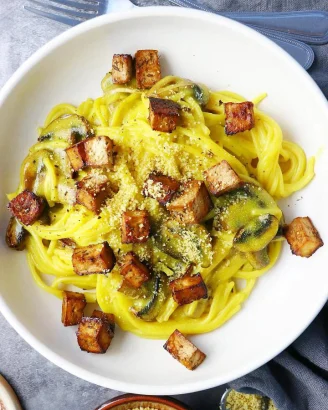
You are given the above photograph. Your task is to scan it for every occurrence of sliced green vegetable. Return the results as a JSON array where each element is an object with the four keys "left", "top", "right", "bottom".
[
  {"left": 213, "top": 183, "right": 282, "bottom": 233},
  {"left": 5, "top": 217, "right": 28, "bottom": 250},
  {"left": 192, "top": 83, "right": 210, "bottom": 107},
  {"left": 38, "top": 114, "right": 93, "bottom": 144},
  {"left": 155, "top": 219, "right": 212, "bottom": 268},
  {"left": 245, "top": 247, "right": 270, "bottom": 269},
  {"left": 118, "top": 280, "right": 147, "bottom": 299},
  {"left": 234, "top": 214, "right": 279, "bottom": 253},
  {"left": 130, "top": 273, "right": 168, "bottom": 321}
]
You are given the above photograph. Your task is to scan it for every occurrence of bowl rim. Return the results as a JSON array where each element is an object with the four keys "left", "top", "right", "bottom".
[
  {"left": 0, "top": 6, "right": 327, "bottom": 395},
  {"left": 94, "top": 394, "right": 190, "bottom": 410}
]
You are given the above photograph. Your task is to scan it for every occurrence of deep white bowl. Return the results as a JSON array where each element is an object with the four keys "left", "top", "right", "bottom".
[{"left": 0, "top": 7, "right": 327, "bottom": 395}]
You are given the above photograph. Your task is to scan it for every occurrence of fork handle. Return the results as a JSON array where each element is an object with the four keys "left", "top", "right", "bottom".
[
  {"left": 220, "top": 10, "right": 328, "bottom": 45},
  {"left": 169, "top": 1, "right": 328, "bottom": 45}
]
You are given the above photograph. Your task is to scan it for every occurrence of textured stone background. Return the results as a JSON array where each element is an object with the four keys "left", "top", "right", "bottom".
[{"left": 1, "top": 1, "right": 327, "bottom": 409}]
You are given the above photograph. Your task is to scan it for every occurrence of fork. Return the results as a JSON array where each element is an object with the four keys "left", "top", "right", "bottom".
[{"left": 23, "top": 0, "right": 315, "bottom": 70}]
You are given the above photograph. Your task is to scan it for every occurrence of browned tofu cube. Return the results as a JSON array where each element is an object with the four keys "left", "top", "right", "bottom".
[
  {"left": 163, "top": 329, "right": 206, "bottom": 370},
  {"left": 5, "top": 217, "right": 28, "bottom": 250},
  {"left": 167, "top": 180, "right": 212, "bottom": 224},
  {"left": 8, "top": 190, "right": 46, "bottom": 226},
  {"left": 65, "top": 141, "right": 86, "bottom": 172},
  {"left": 84, "top": 135, "right": 114, "bottom": 168},
  {"left": 120, "top": 252, "right": 150, "bottom": 288},
  {"left": 135, "top": 50, "right": 161, "bottom": 89},
  {"left": 112, "top": 54, "right": 133, "bottom": 84},
  {"left": 77, "top": 317, "right": 113, "bottom": 353},
  {"left": 61, "top": 290, "right": 86, "bottom": 327},
  {"left": 72, "top": 242, "right": 116, "bottom": 275},
  {"left": 203, "top": 160, "right": 242, "bottom": 196},
  {"left": 224, "top": 101, "right": 255, "bottom": 135},
  {"left": 143, "top": 173, "right": 180, "bottom": 205},
  {"left": 169, "top": 273, "right": 207, "bottom": 306},
  {"left": 76, "top": 174, "right": 110, "bottom": 214},
  {"left": 284, "top": 217, "right": 323, "bottom": 258},
  {"left": 91, "top": 310, "right": 115, "bottom": 335},
  {"left": 121, "top": 210, "right": 151, "bottom": 244},
  {"left": 148, "top": 98, "right": 180, "bottom": 133}
]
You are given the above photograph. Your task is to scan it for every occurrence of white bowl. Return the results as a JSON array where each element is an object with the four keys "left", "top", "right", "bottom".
[{"left": 0, "top": 7, "right": 327, "bottom": 395}]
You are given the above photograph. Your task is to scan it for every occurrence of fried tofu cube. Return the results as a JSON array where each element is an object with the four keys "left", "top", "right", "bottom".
[
  {"left": 203, "top": 160, "right": 242, "bottom": 196},
  {"left": 284, "top": 217, "right": 323, "bottom": 258},
  {"left": 76, "top": 174, "right": 110, "bottom": 214},
  {"left": 77, "top": 317, "right": 113, "bottom": 353},
  {"left": 135, "top": 50, "right": 161, "bottom": 89},
  {"left": 72, "top": 242, "right": 116, "bottom": 275},
  {"left": 120, "top": 252, "right": 150, "bottom": 288},
  {"left": 143, "top": 173, "right": 180, "bottom": 205},
  {"left": 148, "top": 98, "right": 180, "bottom": 133},
  {"left": 91, "top": 310, "right": 115, "bottom": 335},
  {"left": 167, "top": 180, "right": 212, "bottom": 224},
  {"left": 84, "top": 135, "right": 114, "bottom": 168},
  {"left": 169, "top": 273, "right": 207, "bottom": 306},
  {"left": 65, "top": 141, "right": 86, "bottom": 172},
  {"left": 61, "top": 290, "right": 86, "bottom": 327},
  {"left": 163, "top": 329, "right": 206, "bottom": 370},
  {"left": 112, "top": 54, "right": 133, "bottom": 84},
  {"left": 224, "top": 101, "right": 255, "bottom": 135},
  {"left": 8, "top": 190, "right": 46, "bottom": 226},
  {"left": 121, "top": 210, "right": 151, "bottom": 244}
]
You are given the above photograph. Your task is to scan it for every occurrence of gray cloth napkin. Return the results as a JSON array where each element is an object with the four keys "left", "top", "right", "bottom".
[{"left": 0, "top": 2, "right": 327, "bottom": 410}]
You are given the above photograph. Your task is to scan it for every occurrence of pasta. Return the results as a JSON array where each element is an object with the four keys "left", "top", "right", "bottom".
[{"left": 7, "top": 73, "right": 315, "bottom": 340}]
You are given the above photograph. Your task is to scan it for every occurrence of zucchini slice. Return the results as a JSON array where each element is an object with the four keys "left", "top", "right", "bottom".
[
  {"left": 6, "top": 217, "right": 28, "bottom": 250},
  {"left": 130, "top": 273, "right": 168, "bottom": 321},
  {"left": 155, "top": 219, "right": 212, "bottom": 268},
  {"left": 38, "top": 114, "right": 93, "bottom": 144},
  {"left": 191, "top": 83, "right": 210, "bottom": 107},
  {"left": 234, "top": 214, "right": 279, "bottom": 253},
  {"left": 213, "top": 183, "right": 281, "bottom": 233},
  {"left": 245, "top": 247, "right": 270, "bottom": 269}
]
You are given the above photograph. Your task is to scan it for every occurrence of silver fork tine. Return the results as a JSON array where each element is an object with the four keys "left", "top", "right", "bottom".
[
  {"left": 28, "top": 0, "right": 95, "bottom": 20},
  {"left": 24, "top": 5, "right": 80, "bottom": 25},
  {"left": 46, "top": 0, "right": 100, "bottom": 13}
]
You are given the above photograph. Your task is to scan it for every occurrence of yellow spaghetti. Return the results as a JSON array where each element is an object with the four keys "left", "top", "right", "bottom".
[{"left": 8, "top": 74, "right": 314, "bottom": 339}]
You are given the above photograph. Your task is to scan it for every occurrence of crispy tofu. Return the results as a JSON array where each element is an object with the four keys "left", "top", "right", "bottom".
[
  {"left": 5, "top": 217, "right": 28, "bottom": 250},
  {"left": 120, "top": 252, "right": 150, "bottom": 288},
  {"left": 121, "top": 210, "right": 151, "bottom": 244},
  {"left": 91, "top": 310, "right": 115, "bottom": 335},
  {"left": 8, "top": 190, "right": 46, "bottom": 226},
  {"left": 163, "top": 329, "right": 206, "bottom": 370},
  {"left": 169, "top": 273, "right": 207, "bottom": 306},
  {"left": 224, "top": 102, "right": 255, "bottom": 135},
  {"left": 112, "top": 54, "right": 133, "bottom": 84},
  {"left": 284, "top": 217, "right": 323, "bottom": 258},
  {"left": 72, "top": 242, "right": 116, "bottom": 275},
  {"left": 77, "top": 317, "right": 113, "bottom": 353},
  {"left": 167, "top": 180, "right": 212, "bottom": 224},
  {"left": 135, "top": 50, "right": 161, "bottom": 89},
  {"left": 61, "top": 290, "right": 86, "bottom": 327},
  {"left": 76, "top": 174, "right": 111, "bottom": 214},
  {"left": 148, "top": 97, "right": 180, "bottom": 133},
  {"left": 143, "top": 173, "right": 180, "bottom": 205},
  {"left": 203, "top": 160, "right": 242, "bottom": 196},
  {"left": 84, "top": 135, "right": 114, "bottom": 168},
  {"left": 65, "top": 141, "right": 86, "bottom": 172},
  {"left": 66, "top": 136, "right": 114, "bottom": 171}
]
